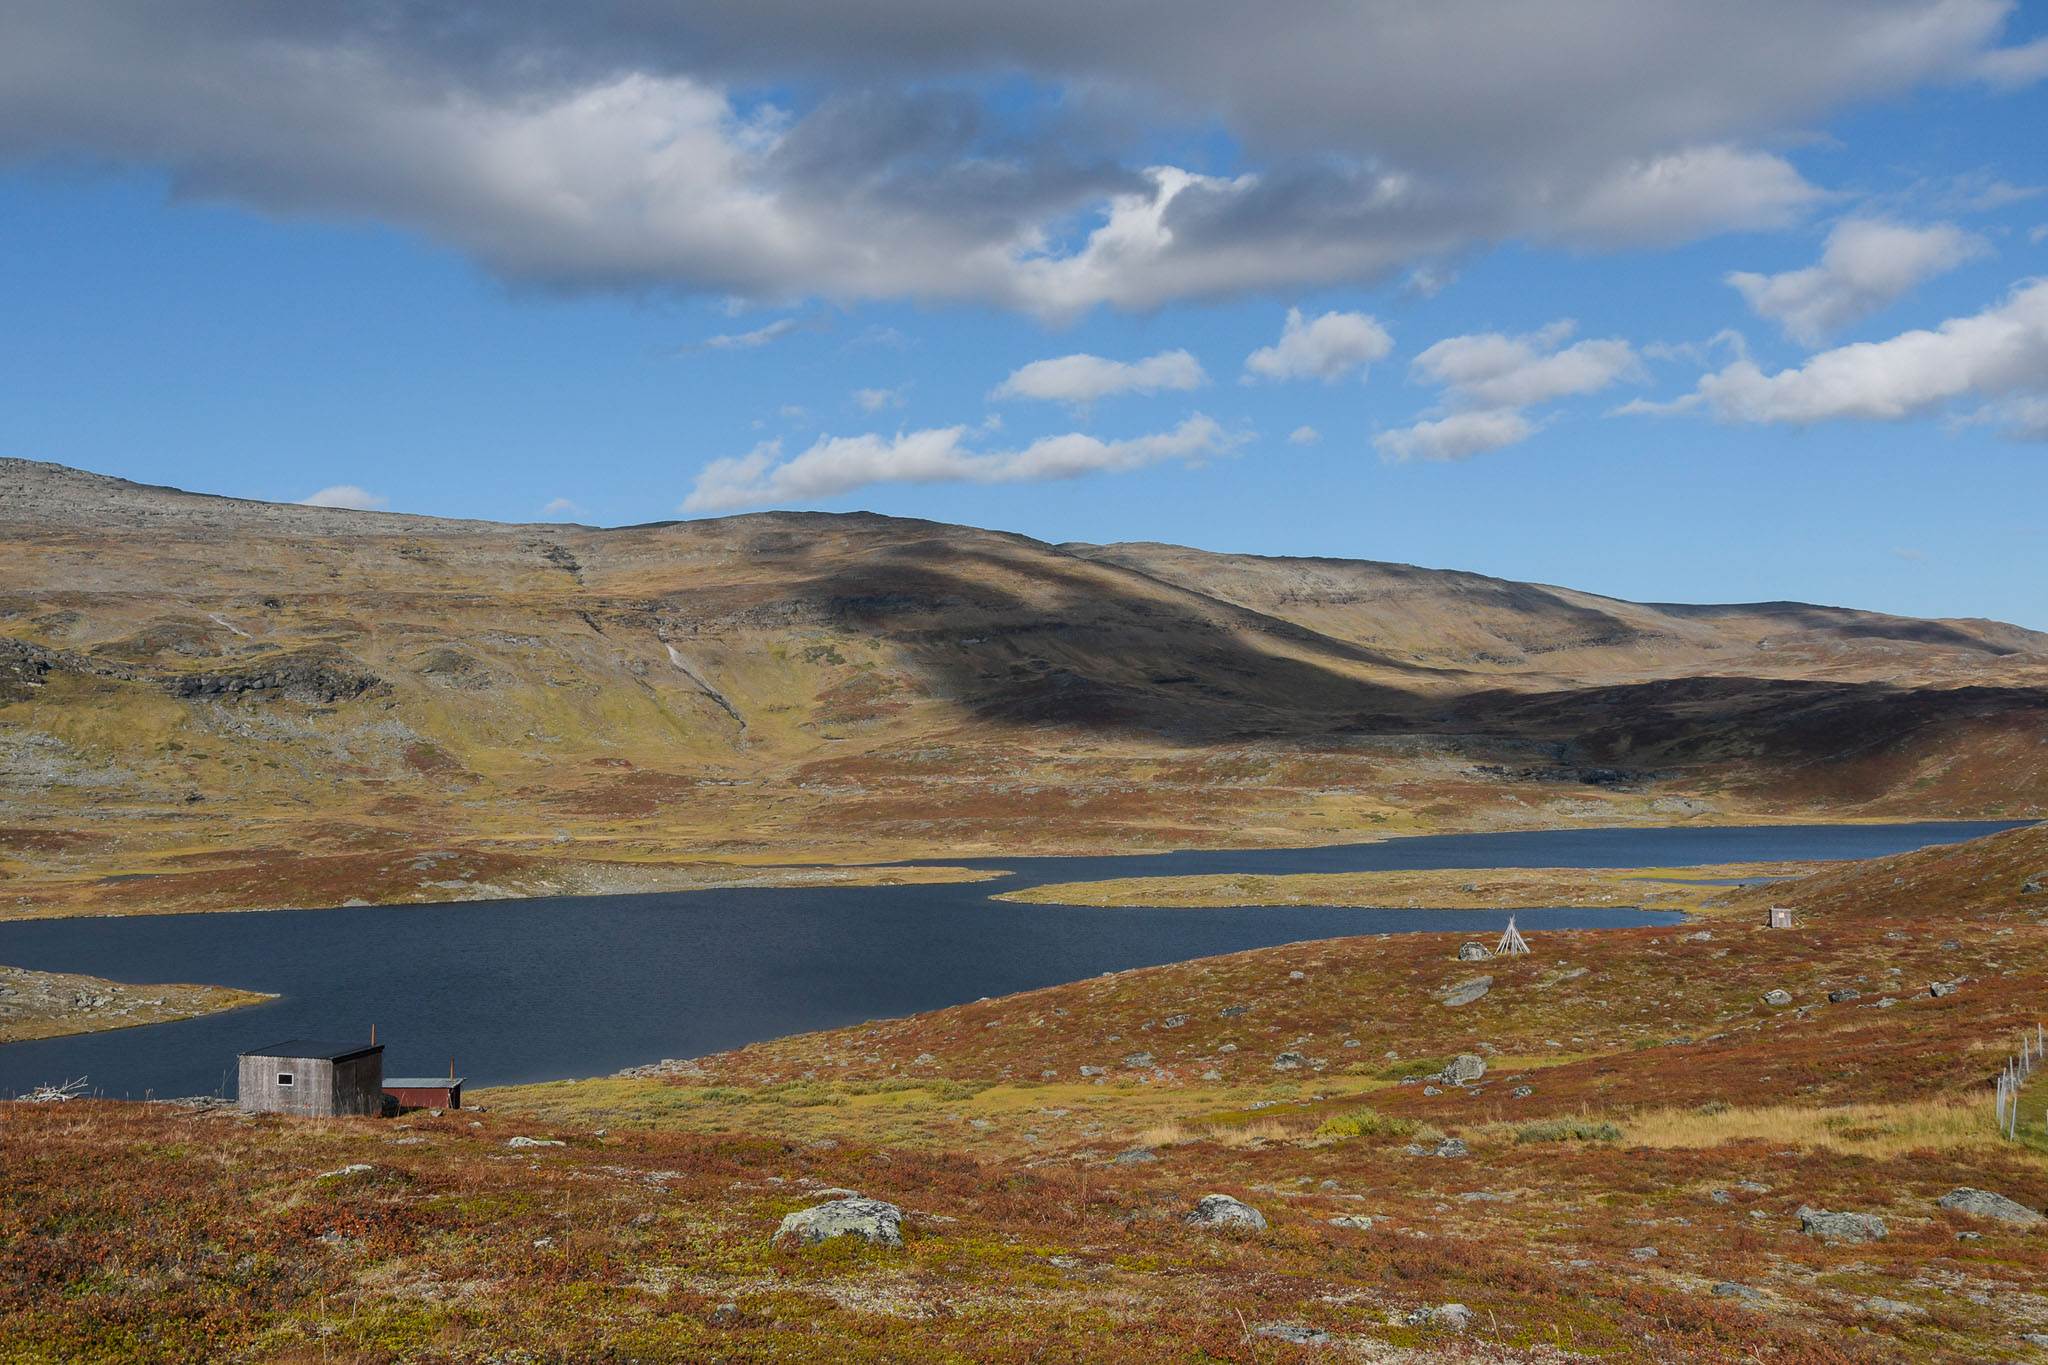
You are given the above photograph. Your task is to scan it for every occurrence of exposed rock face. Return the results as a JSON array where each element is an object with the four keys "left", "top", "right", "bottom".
[
  {"left": 163, "top": 651, "right": 384, "bottom": 704},
  {"left": 1937, "top": 1187, "right": 2045, "bottom": 1225},
  {"left": 1797, "top": 1205, "right": 1888, "bottom": 1243},
  {"left": 1439, "top": 1054, "right": 1487, "bottom": 1085},
  {"left": 1183, "top": 1194, "right": 1266, "bottom": 1231},
  {"left": 1437, "top": 976, "right": 1493, "bottom": 1008},
  {"left": 773, "top": 1197, "right": 905, "bottom": 1248}
]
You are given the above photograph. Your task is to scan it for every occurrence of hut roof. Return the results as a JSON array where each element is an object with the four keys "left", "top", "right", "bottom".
[
  {"left": 239, "top": 1040, "right": 383, "bottom": 1062},
  {"left": 383, "top": 1077, "right": 465, "bottom": 1088}
]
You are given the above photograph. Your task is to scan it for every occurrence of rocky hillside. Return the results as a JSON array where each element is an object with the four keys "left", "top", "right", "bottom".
[{"left": 1, "top": 458, "right": 2044, "bottom": 915}]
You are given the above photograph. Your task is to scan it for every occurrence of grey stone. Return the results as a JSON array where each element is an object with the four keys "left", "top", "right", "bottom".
[
  {"left": 1219, "top": 1005, "right": 1249, "bottom": 1018},
  {"left": 1253, "top": 1322, "right": 1330, "bottom": 1345},
  {"left": 1628, "top": 1246, "right": 1658, "bottom": 1260},
  {"left": 1433, "top": 1138, "right": 1469, "bottom": 1159},
  {"left": 1862, "top": 1297, "right": 1923, "bottom": 1317},
  {"left": 1940, "top": 939, "right": 1962, "bottom": 950},
  {"left": 1113, "top": 1148, "right": 1158, "bottom": 1165},
  {"left": 1929, "top": 980, "right": 1959, "bottom": 997},
  {"left": 2020, "top": 1332, "right": 2048, "bottom": 1346},
  {"left": 774, "top": 1197, "right": 904, "bottom": 1249},
  {"left": 1079, "top": 1065, "right": 1106, "bottom": 1076},
  {"left": 1273, "top": 1051, "right": 1308, "bottom": 1070},
  {"left": 1438, "top": 975, "right": 1493, "bottom": 1008},
  {"left": 1937, "top": 1187, "right": 2046, "bottom": 1225},
  {"left": 710, "top": 1302, "right": 740, "bottom": 1326},
  {"left": 1404, "top": 1303, "right": 1473, "bottom": 1330},
  {"left": 1511, "top": 1085, "right": 1533, "bottom": 1098},
  {"left": 1457, "top": 942, "right": 1491, "bottom": 961},
  {"left": 2022, "top": 876, "right": 2045, "bottom": 895},
  {"left": 1422, "top": 1085, "right": 1443, "bottom": 1096},
  {"left": 1761, "top": 989, "right": 1793, "bottom": 1007},
  {"left": 1827, "top": 989, "right": 1861, "bottom": 1003},
  {"left": 1711, "top": 1282, "right": 1763, "bottom": 1302},
  {"left": 1797, "top": 1205, "right": 1888, "bottom": 1244},
  {"left": 1122, "top": 1052, "right": 1154, "bottom": 1068},
  {"left": 1184, "top": 1193, "right": 1267, "bottom": 1231},
  {"left": 506, "top": 1136, "right": 564, "bottom": 1148},
  {"left": 1327, "top": 1214, "right": 1375, "bottom": 1230},
  {"left": 1439, "top": 1053, "right": 1488, "bottom": 1085},
  {"left": 1161, "top": 1014, "right": 1188, "bottom": 1029}
]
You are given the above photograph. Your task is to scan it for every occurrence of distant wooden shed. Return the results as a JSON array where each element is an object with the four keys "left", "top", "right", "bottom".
[
  {"left": 237, "top": 1040, "right": 384, "bottom": 1117},
  {"left": 383, "top": 1077, "right": 464, "bottom": 1111}
]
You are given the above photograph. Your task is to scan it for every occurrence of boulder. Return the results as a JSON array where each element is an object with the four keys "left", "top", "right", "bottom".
[
  {"left": 1711, "top": 1282, "right": 1763, "bottom": 1302},
  {"left": 1184, "top": 1193, "right": 1267, "bottom": 1231},
  {"left": 1433, "top": 1138, "right": 1469, "bottom": 1159},
  {"left": 1439, "top": 1054, "right": 1487, "bottom": 1085},
  {"left": 1404, "top": 1303, "right": 1473, "bottom": 1330},
  {"left": 1826, "top": 989, "right": 1861, "bottom": 1003},
  {"left": 1797, "top": 1205, "right": 1887, "bottom": 1243},
  {"left": 1937, "top": 1187, "right": 2046, "bottom": 1226},
  {"left": 1457, "top": 943, "right": 1491, "bottom": 961},
  {"left": 1327, "top": 1214, "right": 1375, "bottom": 1230},
  {"left": 506, "top": 1136, "right": 564, "bottom": 1148},
  {"left": 1253, "top": 1323, "right": 1330, "bottom": 1345},
  {"left": 773, "top": 1197, "right": 904, "bottom": 1249},
  {"left": 1929, "top": 980, "right": 1959, "bottom": 997},
  {"left": 1273, "top": 1052, "right": 1307, "bottom": 1070},
  {"left": 1438, "top": 975, "right": 1493, "bottom": 1008},
  {"left": 1761, "top": 989, "right": 1793, "bottom": 1007},
  {"left": 1122, "top": 1052, "right": 1154, "bottom": 1068}
]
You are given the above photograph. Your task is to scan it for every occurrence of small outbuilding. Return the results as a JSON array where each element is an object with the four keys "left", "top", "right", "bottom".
[
  {"left": 1767, "top": 906, "right": 1799, "bottom": 929},
  {"left": 237, "top": 1040, "right": 384, "bottom": 1117},
  {"left": 383, "top": 1077, "right": 464, "bottom": 1111}
]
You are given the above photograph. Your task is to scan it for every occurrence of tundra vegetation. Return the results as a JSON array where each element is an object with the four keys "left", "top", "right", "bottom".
[{"left": 7, "top": 825, "right": 2048, "bottom": 1361}]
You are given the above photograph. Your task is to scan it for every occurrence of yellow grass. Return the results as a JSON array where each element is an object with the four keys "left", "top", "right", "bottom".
[{"left": 1621, "top": 1097, "right": 2001, "bottom": 1156}]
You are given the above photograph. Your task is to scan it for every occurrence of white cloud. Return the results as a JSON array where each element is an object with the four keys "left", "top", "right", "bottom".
[
  {"left": 684, "top": 414, "right": 1235, "bottom": 512},
  {"left": 539, "top": 497, "right": 586, "bottom": 519},
  {"left": 298, "top": 485, "right": 388, "bottom": 511},
  {"left": 1411, "top": 323, "right": 1642, "bottom": 408},
  {"left": 994, "top": 349, "right": 1206, "bottom": 404},
  {"left": 1376, "top": 409, "right": 1536, "bottom": 462},
  {"left": 1378, "top": 321, "right": 1641, "bottom": 460},
  {"left": 688, "top": 313, "right": 831, "bottom": 353},
  {"left": 854, "top": 386, "right": 906, "bottom": 412},
  {"left": 1726, "top": 219, "right": 1987, "bottom": 344},
  {"left": 1288, "top": 425, "right": 1321, "bottom": 446},
  {"left": 1244, "top": 309, "right": 1393, "bottom": 384},
  {"left": 1664, "top": 277, "right": 2048, "bottom": 431},
  {"left": 1543, "top": 145, "right": 1826, "bottom": 247},
  {"left": 6, "top": 4, "right": 2024, "bottom": 314}
]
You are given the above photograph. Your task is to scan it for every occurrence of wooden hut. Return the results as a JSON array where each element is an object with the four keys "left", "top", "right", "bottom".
[
  {"left": 383, "top": 1076, "right": 464, "bottom": 1111},
  {"left": 237, "top": 1040, "right": 384, "bottom": 1117}
]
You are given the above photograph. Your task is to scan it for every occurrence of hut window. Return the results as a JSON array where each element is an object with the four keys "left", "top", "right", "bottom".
[{"left": 277, "top": 1072, "right": 295, "bottom": 1087}]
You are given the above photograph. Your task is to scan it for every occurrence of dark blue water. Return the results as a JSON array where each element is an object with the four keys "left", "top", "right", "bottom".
[{"left": 0, "top": 820, "right": 2020, "bottom": 1098}]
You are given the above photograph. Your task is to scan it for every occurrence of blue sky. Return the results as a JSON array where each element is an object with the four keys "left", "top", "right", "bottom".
[{"left": 1, "top": 2, "right": 2045, "bottom": 628}]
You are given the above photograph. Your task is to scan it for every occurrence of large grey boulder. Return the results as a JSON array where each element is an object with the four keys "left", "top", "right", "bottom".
[
  {"left": 1937, "top": 1187, "right": 2046, "bottom": 1226},
  {"left": 1439, "top": 1054, "right": 1487, "bottom": 1085},
  {"left": 773, "top": 1197, "right": 904, "bottom": 1248},
  {"left": 1761, "top": 989, "right": 1793, "bottom": 1007},
  {"left": 1457, "top": 943, "right": 1491, "bottom": 961},
  {"left": 1797, "top": 1205, "right": 1887, "bottom": 1243},
  {"left": 1438, "top": 976, "right": 1493, "bottom": 1008},
  {"left": 1184, "top": 1193, "right": 1267, "bottom": 1231}
]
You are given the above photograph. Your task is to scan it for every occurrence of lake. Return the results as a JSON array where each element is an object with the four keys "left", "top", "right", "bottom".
[{"left": 0, "top": 820, "right": 2021, "bottom": 1098}]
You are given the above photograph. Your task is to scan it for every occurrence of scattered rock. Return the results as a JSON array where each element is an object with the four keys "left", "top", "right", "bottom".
[
  {"left": 1761, "top": 989, "right": 1793, "bottom": 1007},
  {"left": 506, "top": 1136, "right": 564, "bottom": 1149},
  {"left": 1219, "top": 1005, "right": 1249, "bottom": 1018},
  {"left": 1122, "top": 1052, "right": 1154, "bottom": 1068},
  {"left": 1684, "top": 930, "right": 1714, "bottom": 942},
  {"left": 1826, "top": 989, "right": 1861, "bottom": 1003},
  {"left": 812, "top": 1187, "right": 859, "bottom": 1199},
  {"left": 2022, "top": 876, "right": 2045, "bottom": 895},
  {"left": 1162, "top": 1014, "right": 1188, "bottom": 1029},
  {"left": 1797, "top": 1205, "right": 1887, "bottom": 1243},
  {"left": 1711, "top": 1283, "right": 1763, "bottom": 1302},
  {"left": 2020, "top": 1332, "right": 2048, "bottom": 1347},
  {"left": 1184, "top": 1193, "right": 1267, "bottom": 1231},
  {"left": 1940, "top": 939, "right": 1962, "bottom": 951},
  {"left": 1423, "top": 1085, "right": 1443, "bottom": 1096},
  {"left": 1079, "top": 1066, "right": 1106, "bottom": 1077},
  {"left": 773, "top": 1197, "right": 904, "bottom": 1249},
  {"left": 1327, "top": 1215, "right": 1375, "bottom": 1230},
  {"left": 1437, "top": 976, "right": 1493, "bottom": 1008},
  {"left": 1273, "top": 1052, "right": 1307, "bottom": 1070},
  {"left": 1511, "top": 1085, "right": 1533, "bottom": 1098},
  {"left": 318, "top": 1163, "right": 373, "bottom": 1179},
  {"left": 912, "top": 1053, "right": 936, "bottom": 1066},
  {"left": 1863, "top": 1297, "right": 1924, "bottom": 1318},
  {"left": 1404, "top": 1303, "right": 1473, "bottom": 1330},
  {"left": 1439, "top": 1053, "right": 1487, "bottom": 1085},
  {"left": 1253, "top": 1322, "right": 1331, "bottom": 1345},
  {"left": 710, "top": 1302, "right": 740, "bottom": 1326},
  {"left": 1628, "top": 1246, "right": 1658, "bottom": 1260},
  {"left": 1433, "top": 1138, "right": 1469, "bottom": 1159},
  {"left": 1113, "top": 1148, "right": 1158, "bottom": 1165},
  {"left": 1937, "top": 1187, "right": 2046, "bottom": 1225},
  {"left": 1930, "top": 980, "right": 1960, "bottom": 997},
  {"left": 1457, "top": 943, "right": 1491, "bottom": 961}
]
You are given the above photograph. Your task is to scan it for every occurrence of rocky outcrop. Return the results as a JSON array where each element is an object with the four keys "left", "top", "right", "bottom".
[
  {"left": 1183, "top": 1194, "right": 1266, "bottom": 1231},
  {"left": 773, "top": 1196, "right": 904, "bottom": 1248},
  {"left": 1438, "top": 1054, "right": 1487, "bottom": 1085},
  {"left": 1937, "top": 1187, "right": 2045, "bottom": 1225},
  {"left": 163, "top": 651, "right": 384, "bottom": 704},
  {"left": 1436, "top": 976, "right": 1492, "bottom": 1008},
  {"left": 1797, "top": 1205, "right": 1887, "bottom": 1243}
]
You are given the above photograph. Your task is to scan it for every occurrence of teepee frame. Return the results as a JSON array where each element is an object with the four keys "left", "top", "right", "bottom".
[{"left": 1495, "top": 916, "right": 1530, "bottom": 956}]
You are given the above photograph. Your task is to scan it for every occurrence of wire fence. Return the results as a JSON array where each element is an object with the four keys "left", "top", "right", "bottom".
[{"left": 1995, "top": 1022, "right": 2044, "bottom": 1141}]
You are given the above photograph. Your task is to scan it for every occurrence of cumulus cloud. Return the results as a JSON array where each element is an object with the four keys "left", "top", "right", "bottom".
[
  {"left": 994, "top": 349, "right": 1206, "bottom": 404},
  {"left": 539, "top": 496, "right": 586, "bottom": 519},
  {"left": 298, "top": 485, "right": 389, "bottom": 511},
  {"left": 854, "top": 386, "right": 906, "bottom": 412},
  {"left": 1288, "top": 425, "right": 1321, "bottom": 445},
  {"left": 1727, "top": 219, "right": 1988, "bottom": 344},
  {"left": 1244, "top": 309, "right": 1393, "bottom": 383},
  {"left": 1377, "top": 322, "right": 1641, "bottom": 460},
  {"left": 684, "top": 414, "right": 1235, "bottom": 511},
  {"left": 1376, "top": 409, "right": 1536, "bottom": 462},
  {"left": 1659, "top": 278, "right": 2048, "bottom": 432},
  {"left": 0, "top": 2, "right": 2036, "bottom": 314}
]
